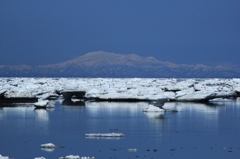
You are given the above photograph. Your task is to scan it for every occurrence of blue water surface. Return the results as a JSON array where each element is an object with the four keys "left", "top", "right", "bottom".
[{"left": 0, "top": 99, "right": 240, "bottom": 159}]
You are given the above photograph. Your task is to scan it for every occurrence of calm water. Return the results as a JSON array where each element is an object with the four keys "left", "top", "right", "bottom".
[{"left": 0, "top": 99, "right": 240, "bottom": 159}]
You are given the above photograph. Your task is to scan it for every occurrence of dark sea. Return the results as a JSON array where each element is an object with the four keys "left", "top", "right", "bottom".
[{"left": 0, "top": 99, "right": 240, "bottom": 159}]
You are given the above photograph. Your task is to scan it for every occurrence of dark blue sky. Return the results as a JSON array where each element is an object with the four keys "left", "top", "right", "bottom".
[{"left": 0, "top": 0, "right": 240, "bottom": 67}]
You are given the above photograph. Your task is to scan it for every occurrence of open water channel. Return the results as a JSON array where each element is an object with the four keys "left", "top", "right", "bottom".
[{"left": 0, "top": 99, "right": 240, "bottom": 159}]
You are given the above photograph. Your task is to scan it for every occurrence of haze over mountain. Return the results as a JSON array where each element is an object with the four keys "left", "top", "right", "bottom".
[{"left": 0, "top": 51, "right": 239, "bottom": 78}]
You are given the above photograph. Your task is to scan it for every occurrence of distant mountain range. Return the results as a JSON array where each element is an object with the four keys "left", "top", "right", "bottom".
[{"left": 1, "top": 51, "right": 240, "bottom": 78}]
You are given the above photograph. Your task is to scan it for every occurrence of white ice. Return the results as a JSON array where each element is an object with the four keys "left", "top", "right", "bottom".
[
  {"left": 0, "top": 155, "right": 9, "bottom": 159},
  {"left": 40, "top": 143, "right": 56, "bottom": 148},
  {"left": 34, "top": 99, "right": 48, "bottom": 107},
  {"left": 0, "top": 78, "right": 239, "bottom": 102},
  {"left": 59, "top": 156, "right": 95, "bottom": 159},
  {"left": 142, "top": 104, "right": 165, "bottom": 112},
  {"left": 85, "top": 132, "right": 124, "bottom": 137}
]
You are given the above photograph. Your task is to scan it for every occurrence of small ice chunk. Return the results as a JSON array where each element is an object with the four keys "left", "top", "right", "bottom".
[
  {"left": 35, "top": 100, "right": 48, "bottom": 107},
  {"left": 46, "top": 101, "right": 55, "bottom": 108},
  {"left": 127, "top": 148, "right": 138, "bottom": 152},
  {"left": 41, "top": 143, "right": 56, "bottom": 148},
  {"left": 0, "top": 155, "right": 9, "bottom": 159},
  {"left": 59, "top": 156, "right": 95, "bottom": 159},
  {"left": 34, "top": 157, "right": 46, "bottom": 159},
  {"left": 65, "top": 155, "right": 80, "bottom": 159},
  {"left": 85, "top": 133, "right": 124, "bottom": 138},
  {"left": 40, "top": 143, "right": 63, "bottom": 152},
  {"left": 142, "top": 104, "right": 165, "bottom": 112}
]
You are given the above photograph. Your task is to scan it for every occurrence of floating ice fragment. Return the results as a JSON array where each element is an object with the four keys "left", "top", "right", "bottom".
[
  {"left": 142, "top": 99, "right": 167, "bottom": 112},
  {"left": 64, "top": 155, "right": 80, "bottom": 159},
  {"left": 40, "top": 143, "right": 63, "bottom": 152},
  {"left": 59, "top": 155, "right": 95, "bottom": 159},
  {"left": 34, "top": 157, "right": 46, "bottom": 159},
  {"left": 35, "top": 100, "right": 48, "bottom": 107},
  {"left": 127, "top": 148, "right": 138, "bottom": 152},
  {"left": 41, "top": 143, "right": 56, "bottom": 148},
  {"left": 34, "top": 100, "right": 55, "bottom": 108},
  {"left": 85, "top": 133, "right": 124, "bottom": 138},
  {"left": 46, "top": 101, "right": 55, "bottom": 108},
  {"left": 142, "top": 104, "right": 165, "bottom": 112},
  {"left": 143, "top": 99, "right": 177, "bottom": 112}
]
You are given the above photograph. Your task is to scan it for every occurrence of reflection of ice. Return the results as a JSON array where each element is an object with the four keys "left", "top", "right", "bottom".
[
  {"left": 85, "top": 101, "right": 147, "bottom": 115},
  {"left": 0, "top": 106, "right": 50, "bottom": 135},
  {"left": 0, "top": 109, "right": 3, "bottom": 119},
  {"left": 34, "top": 108, "right": 49, "bottom": 135},
  {"left": 143, "top": 112, "right": 165, "bottom": 119},
  {"left": 41, "top": 148, "right": 55, "bottom": 152},
  {"left": 164, "top": 102, "right": 220, "bottom": 114},
  {"left": 166, "top": 102, "right": 220, "bottom": 131},
  {"left": 2, "top": 107, "right": 34, "bottom": 118},
  {"left": 143, "top": 101, "right": 233, "bottom": 137},
  {"left": 35, "top": 109, "right": 49, "bottom": 122},
  {"left": 210, "top": 98, "right": 240, "bottom": 107}
]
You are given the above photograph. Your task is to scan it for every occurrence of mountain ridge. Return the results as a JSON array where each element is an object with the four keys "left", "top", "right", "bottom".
[
  {"left": 0, "top": 51, "right": 239, "bottom": 78},
  {"left": 43, "top": 51, "right": 171, "bottom": 67}
]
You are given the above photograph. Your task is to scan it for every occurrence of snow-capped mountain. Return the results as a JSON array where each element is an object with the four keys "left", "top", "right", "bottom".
[{"left": 0, "top": 51, "right": 240, "bottom": 78}]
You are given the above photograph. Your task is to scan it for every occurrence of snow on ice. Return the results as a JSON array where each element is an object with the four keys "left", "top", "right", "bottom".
[{"left": 0, "top": 78, "right": 239, "bottom": 103}]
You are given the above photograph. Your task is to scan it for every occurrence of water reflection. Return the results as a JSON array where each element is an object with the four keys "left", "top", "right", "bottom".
[
  {"left": 34, "top": 109, "right": 49, "bottom": 122},
  {"left": 164, "top": 102, "right": 220, "bottom": 114},
  {"left": 1, "top": 106, "right": 34, "bottom": 117},
  {"left": 85, "top": 101, "right": 147, "bottom": 115},
  {"left": 0, "top": 106, "right": 50, "bottom": 135},
  {"left": 143, "top": 112, "right": 165, "bottom": 119},
  {"left": 0, "top": 108, "right": 3, "bottom": 119},
  {"left": 0, "top": 100, "right": 240, "bottom": 159},
  {"left": 41, "top": 147, "right": 55, "bottom": 152},
  {"left": 141, "top": 101, "right": 232, "bottom": 138}
]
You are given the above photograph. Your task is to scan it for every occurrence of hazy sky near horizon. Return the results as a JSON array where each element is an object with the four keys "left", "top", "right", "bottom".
[{"left": 0, "top": 0, "right": 240, "bottom": 67}]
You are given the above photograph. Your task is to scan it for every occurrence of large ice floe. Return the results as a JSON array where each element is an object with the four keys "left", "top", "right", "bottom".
[{"left": 0, "top": 78, "right": 239, "bottom": 104}]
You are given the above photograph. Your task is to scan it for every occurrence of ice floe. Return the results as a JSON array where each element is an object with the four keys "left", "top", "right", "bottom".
[
  {"left": 0, "top": 78, "right": 239, "bottom": 103},
  {"left": 127, "top": 148, "right": 138, "bottom": 152},
  {"left": 85, "top": 132, "right": 124, "bottom": 138},
  {"left": 41, "top": 143, "right": 57, "bottom": 148},
  {"left": 34, "top": 99, "right": 48, "bottom": 107},
  {"left": 40, "top": 143, "right": 63, "bottom": 152},
  {"left": 34, "top": 99, "right": 55, "bottom": 109},
  {"left": 59, "top": 155, "right": 80, "bottom": 159},
  {"left": 142, "top": 104, "right": 165, "bottom": 112},
  {"left": 59, "top": 156, "right": 95, "bottom": 159}
]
